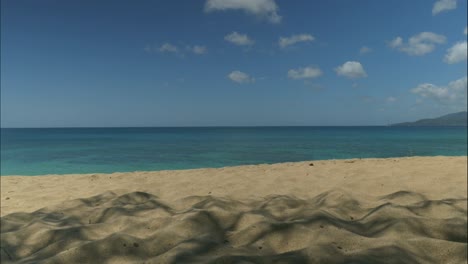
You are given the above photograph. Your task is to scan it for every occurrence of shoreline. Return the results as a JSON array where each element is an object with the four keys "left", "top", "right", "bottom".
[
  {"left": 1, "top": 156, "right": 466, "bottom": 263},
  {"left": 1, "top": 156, "right": 466, "bottom": 216},
  {"left": 1, "top": 154, "right": 466, "bottom": 177}
]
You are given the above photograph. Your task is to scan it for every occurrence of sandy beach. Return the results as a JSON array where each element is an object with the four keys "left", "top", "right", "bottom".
[{"left": 1, "top": 156, "right": 467, "bottom": 263}]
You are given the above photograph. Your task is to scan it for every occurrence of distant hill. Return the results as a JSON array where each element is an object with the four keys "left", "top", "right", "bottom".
[{"left": 391, "top": 111, "right": 467, "bottom": 126}]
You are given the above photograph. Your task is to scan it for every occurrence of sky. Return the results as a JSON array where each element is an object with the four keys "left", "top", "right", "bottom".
[{"left": 1, "top": 0, "right": 467, "bottom": 127}]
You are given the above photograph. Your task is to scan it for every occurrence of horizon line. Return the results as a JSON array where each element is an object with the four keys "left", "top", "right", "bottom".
[
  {"left": 3, "top": 125, "right": 467, "bottom": 129},
  {"left": 1, "top": 125, "right": 396, "bottom": 129}
]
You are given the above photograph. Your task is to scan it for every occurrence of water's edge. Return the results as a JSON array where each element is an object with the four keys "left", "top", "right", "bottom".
[
  {"left": 2, "top": 155, "right": 467, "bottom": 177},
  {"left": 2, "top": 127, "right": 467, "bottom": 176}
]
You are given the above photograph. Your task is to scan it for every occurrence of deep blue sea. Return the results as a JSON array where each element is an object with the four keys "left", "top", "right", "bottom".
[{"left": 1, "top": 127, "right": 466, "bottom": 176}]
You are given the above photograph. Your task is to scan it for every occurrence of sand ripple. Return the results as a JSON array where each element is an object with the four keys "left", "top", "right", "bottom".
[{"left": 1, "top": 190, "right": 467, "bottom": 263}]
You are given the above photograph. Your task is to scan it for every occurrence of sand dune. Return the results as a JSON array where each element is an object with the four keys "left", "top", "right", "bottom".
[{"left": 1, "top": 157, "right": 467, "bottom": 263}]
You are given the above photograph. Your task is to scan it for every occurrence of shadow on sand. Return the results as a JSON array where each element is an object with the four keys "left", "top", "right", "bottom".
[{"left": 1, "top": 189, "right": 466, "bottom": 263}]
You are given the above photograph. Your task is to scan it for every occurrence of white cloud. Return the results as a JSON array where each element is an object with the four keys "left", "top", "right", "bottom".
[
  {"left": 432, "top": 0, "right": 457, "bottom": 15},
  {"left": 335, "top": 61, "right": 367, "bottom": 79},
  {"left": 389, "top": 32, "right": 446, "bottom": 56},
  {"left": 287, "top": 66, "right": 322, "bottom": 80},
  {"left": 411, "top": 76, "right": 467, "bottom": 105},
  {"left": 205, "top": 0, "right": 281, "bottom": 23},
  {"left": 279, "top": 34, "right": 314, "bottom": 48},
  {"left": 359, "top": 46, "right": 372, "bottom": 54},
  {"left": 146, "top": 43, "right": 208, "bottom": 56},
  {"left": 158, "top": 43, "right": 179, "bottom": 53},
  {"left": 224, "top": 32, "right": 254, "bottom": 46},
  {"left": 386, "top": 96, "right": 397, "bottom": 103},
  {"left": 444, "top": 41, "right": 467, "bottom": 64},
  {"left": 187, "top": 45, "right": 207, "bottom": 54},
  {"left": 228, "top": 70, "right": 254, "bottom": 84},
  {"left": 389, "top": 37, "right": 403, "bottom": 48}
]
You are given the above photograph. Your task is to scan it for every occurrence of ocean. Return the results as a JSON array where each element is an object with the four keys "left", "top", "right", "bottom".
[{"left": 1, "top": 127, "right": 466, "bottom": 176}]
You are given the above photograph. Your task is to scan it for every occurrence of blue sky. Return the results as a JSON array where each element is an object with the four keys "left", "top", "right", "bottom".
[{"left": 1, "top": 0, "right": 467, "bottom": 127}]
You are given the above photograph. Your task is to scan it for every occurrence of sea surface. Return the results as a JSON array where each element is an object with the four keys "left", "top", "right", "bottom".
[{"left": 1, "top": 127, "right": 467, "bottom": 176}]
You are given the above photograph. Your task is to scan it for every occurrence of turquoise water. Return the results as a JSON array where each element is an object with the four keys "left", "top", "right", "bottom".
[{"left": 1, "top": 127, "right": 466, "bottom": 176}]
